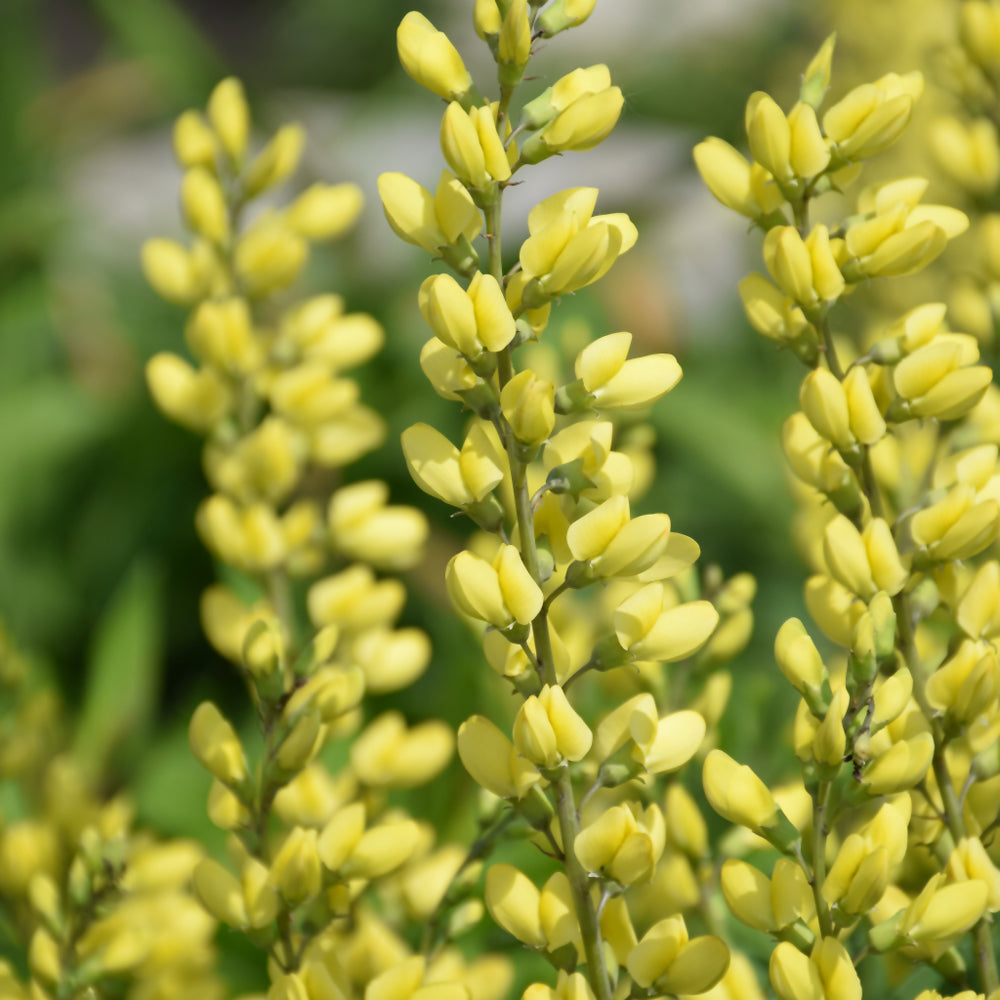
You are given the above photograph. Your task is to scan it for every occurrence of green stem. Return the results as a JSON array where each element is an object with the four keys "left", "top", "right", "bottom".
[
  {"left": 895, "top": 590, "right": 999, "bottom": 994},
  {"left": 553, "top": 765, "right": 614, "bottom": 1000},
  {"left": 811, "top": 780, "right": 834, "bottom": 939}
]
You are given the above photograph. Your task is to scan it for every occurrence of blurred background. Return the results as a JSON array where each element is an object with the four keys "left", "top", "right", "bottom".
[{"left": 0, "top": 0, "right": 855, "bottom": 938}]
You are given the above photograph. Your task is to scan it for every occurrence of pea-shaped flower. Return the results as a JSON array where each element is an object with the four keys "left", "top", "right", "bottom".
[
  {"left": 626, "top": 915, "right": 729, "bottom": 996},
  {"left": 501, "top": 370, "right": 556, "bottom": 446},
  {"left": 520, "top": 64, "right": 623, "bottom": 163},
  {"left": 418, "top": 271, "right": 516, "bottom": 360},
  {"left": 571, "top": 332, "right": 681, "bottom": 411},
  {"left": 440, "top": 101, "right": 511, "bottom": 192},
  {"left": 769, "top": 937, "right": 861, "bottom": 1000},
  {"left": 703, "top": 749, "right": 783, "bottom": 837},
  {"left": 566, "top": 496, "right": 672, "bottom": 580},
  {"left": 513, "top": 684, "right": 592, "bottom": 769},
  {"left": 613, "top": 582, "right": 719, "bottom": 661},
  {"left": 396, "top": 12, "right": 473, "bottom": 101},
  {"left": 445, "top": 544, "right": 543, "bottom": 629},
  {"left": 574, "top": 802, "right": 665, "bottom": 885},
  {"left": 519, "top": 188, "right": 637, "bottom": 301},
  {"left": 378, "top": 170, "right": 482, "bottom": 256},
  {"left": 457, "top": 715, "right": 542, "bottom": 800}
]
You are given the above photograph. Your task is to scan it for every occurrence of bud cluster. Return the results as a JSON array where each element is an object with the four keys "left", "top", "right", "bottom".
[
  {"left": 144, "top": 80, "right": 508, "bottom": 999},
  {"left": 0, "top": 629, "right": 222, "bottom": 999},
  {"left": 386, "top": 5, "right": 758, "bottom": 1000},
  {"left": 697, "top": 32, "right": 1000, "bottom": 999}
]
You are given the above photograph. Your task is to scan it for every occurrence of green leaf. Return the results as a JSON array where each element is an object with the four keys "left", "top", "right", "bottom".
[{"left": 74, "top": 558, "right": 164, "bottom": 775}]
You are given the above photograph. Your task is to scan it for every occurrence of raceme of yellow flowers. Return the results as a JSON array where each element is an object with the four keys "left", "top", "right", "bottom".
[
  {"left": 141, "top": 77, "right": 514, "bottom": 1000},
  {"left": 0, "top": 625, "right": 225, "bottom": 999},
  {"left": 695, "top": 24, "right": 1000, "bottom": 1000},
  {"left": 384, "top": 5, "right": 753, "bottom": 1000}
]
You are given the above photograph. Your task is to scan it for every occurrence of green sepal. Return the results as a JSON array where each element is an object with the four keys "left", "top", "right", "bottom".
[
  {"left": 464, "top": 494, "right": 506, "bottom": 533},
  {"left": 760, "top": 808, "right": 802, "bottom": 855},
  {"left": 554, "top": 379, "right": 597, "bottom": 415},
  {"left": 439, "top": 236, "right": 480, "bottom": 279},
  {"left": 868, "top": 910, "right": 904, "bottom": 953},
  {"left": 545, "top": 457, "right": 596, "bottom": 497},
  {"left": 517, "top": 783, "right": 555, "bottom": 829},
  {"left": 590, "top": 633, "right": 631, "bottom": 671},
  {"left": 778, "top": 919, "right": 816, "bottom": 952}
]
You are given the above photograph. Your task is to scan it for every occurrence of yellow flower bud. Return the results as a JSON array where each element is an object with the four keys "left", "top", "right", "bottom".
[
  {"left": 843, "top": 366, "right": 885, "bottom": 445},
  {"left": 441, "top": 102, "right": 510, "bottom": 191},
  {"left": 242, "top": 123, "right": 305, "bottom": 199},
  {"left": 912, "top": 484, "right": 1000, "bottom": 561},
  {"left": 378, "top": 170, "right": 482, "bottom": 254},
  {"left": 173, "top": 110, "right": 217, "bottom": 169},
  {"left": 957, "top": 561, "right": 1000, "bottom": 638},
  {"left": 308, "top": 564, "right": 405, "bottom": 631},
  {"left": 317, "top": 801, "right": 366, "bottom": 872},
  {"left": 141, "top": 237, "right": 213, "bottom": 305},
  {"left": 745, "top": 91, "right": 792, "bottom": 183},
  {"left": 446, "top": 545, "right": 543, "bottom": 628},
  {"left": 861, "top": 732, "right": 934, "bottom": 794},
  {"left": 626, "top": 916, "right": 729, "bottom": 996},
  {"left": 207, "top": 77, "right": 250, "bottom": 163},
  {"left": 693, "top": 137, "right": 759, "bottom": 218},
  {"left": 457, "top": 715, "right": 541, "bottom": 799},
  {"left": 192, "top": 857, "right": 247, "bottom": 927},
  {"left": 575, "top": 803, "right": 664, "bottom": 886},
  {"left": 536, "top": 0, "right": 597, "bottom": 37},
  {"left": 800, "top": 367, "right": 853, "bottom": 451},
  {"left": 501, "top": 370, "right": 556, "bottom": 447},
  {"left": 774, "top": 617, "right": 827, "bottom": 698},
  {"left": 419, "top": 272, "right": 515, "bottom": 358},
  {"left": 242, "top": 856, "right": 279, "bottom": 928},
  {"left": 271, "top": 827, "right": 323, "bottom": 904},
  {"left": 185, "top": 296, "right": 259, "bottom": 374},
  {"left": 813, "top": 688, "right": 848, "bottom": 768},
  {"left": 513, "top": 684, "right": 592, "bottom": 768},
  {"left": 189, "top": 701, "right": 248, "bottom": 786},
  {"left": 499, "top": 0, "right": 531, "bottom": 72},
  {"left": 948, "top": 838, "right": 1000, "bottom": 911},
  {"left": 788, "top": 102, "right": 831, "bottom": 178},
  {"left": 738, "top": 272, "right": 811, "bottom": 343},
  {"left": 474, "top": 0, "right": 502, "bottom": 39},
  {"left": 720, "top": 859, "right": 775, "bottom": 932},
  {"left": 343, "top": 819, "right": 420, "bottom": 880},
  {"left": 350, "top": 711, "right": 453, "bottom": 789},
  {"left": 823, "top": 73, "right": 922, "bottom": 160},
  {"left": 403, "top": 421, "right": 504, "bottom": 510},
  {"left": 234, "top": 218, "right": 308, "bottom": 297},
  {"left": 763, "top": 226, "right": 819, "bottom": 307},
  {"left": 328, "top": 480, "right": 427, "bottom": 572},
  {"left": 574, "top": 331, "right": 681, "bottom": 410},
  {"left": 485, "top": 863, "right": 545, "bottom": 948},
  {"left": 28, "top": 927, "right": 61, "bottom": 986},
  {"left": 962, "top": 1, "right": 1000, "bottom": 69},
  {"left": 702, "top": 749, "right": 779, "bottom": 835},
  {"left": 285, "top": 183, "right": 364, "bottom": 242},
  {"left": 823, "top": 515, "right": 875, "bottom": 599},
  {"left": 900, "top": 872, "right": 988, "bottom": 945},
  {"left": 613, "top": 583, "right": 718, "bottom": 661},
  {"left": 926, "top": 640, "right": 1000, "bottom": 724},
  {"left": 353, "top": 626, "right": 430, "bottom": 694},
  {"left": 930, "top": 116, "right": 1000, "bottom": 195},
  {"left": 567, "top": 496, "right": 670, "bottom": 579},
  {"left": 522, "top": 84, "right": 624, "bottom": 163},
  {"left": 145, "top": 352, "right": 233, "bottom": 432},
  {"left": 181, "top": 167, "right": 229, "bottom": 244},
  {"left": 397, "top": 12, "right": 473, "bottom": 102}
]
